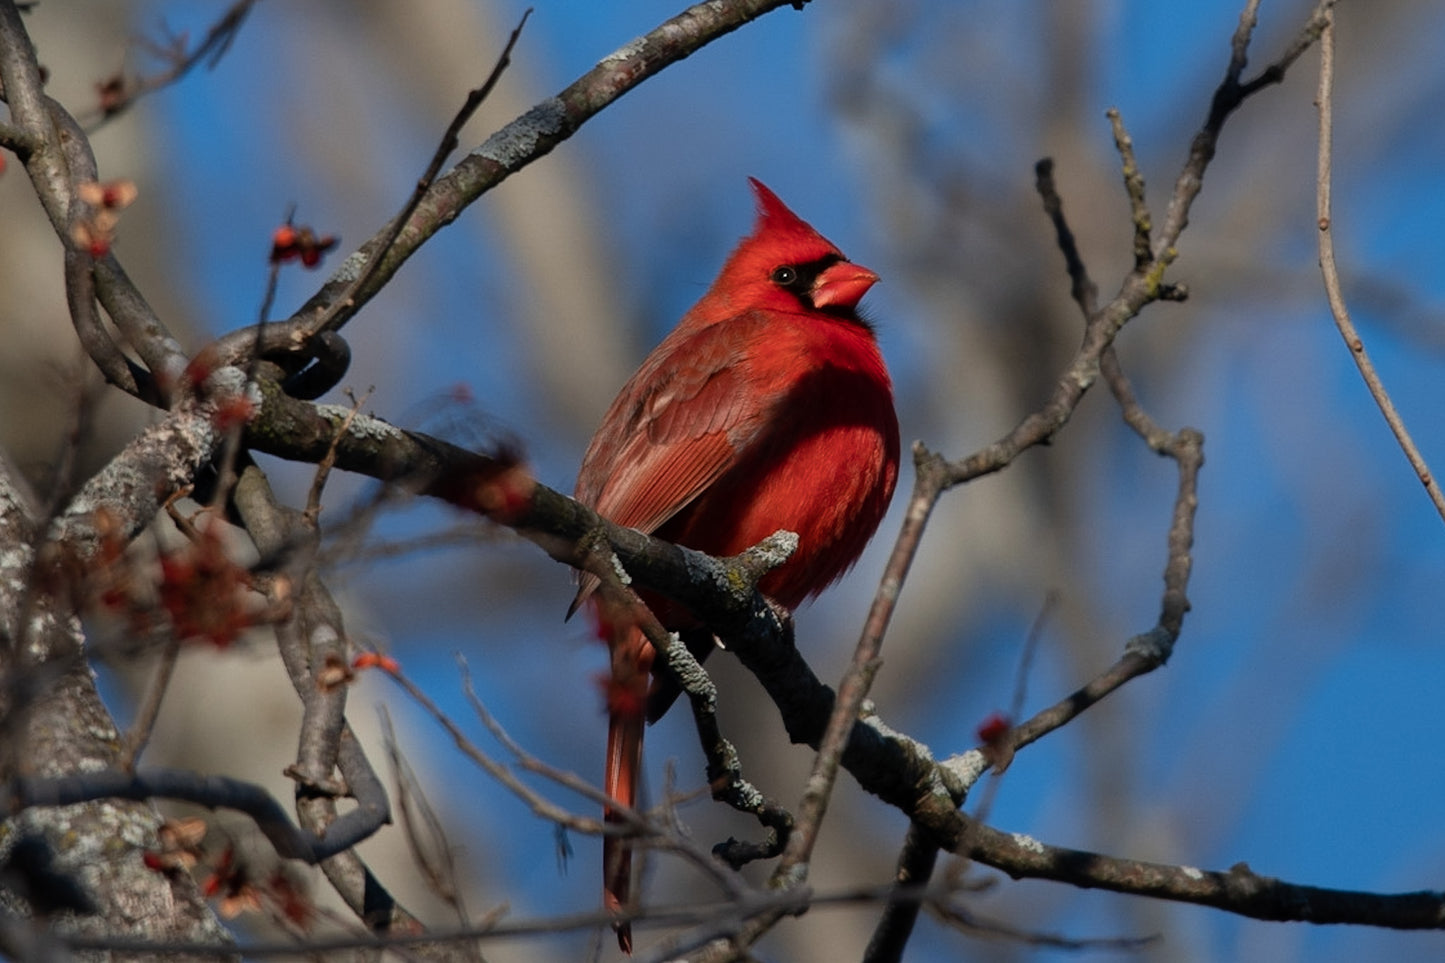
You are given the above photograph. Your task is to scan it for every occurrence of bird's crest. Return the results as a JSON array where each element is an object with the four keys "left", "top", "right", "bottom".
[{"left": 747, "top": 177, "right": 838, "bottom": 254}]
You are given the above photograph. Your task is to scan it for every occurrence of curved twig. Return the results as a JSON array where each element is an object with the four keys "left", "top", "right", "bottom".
[
  {"left": 279, "top": 0, "right": 809, "bottom": 340},
  {"left": 303, "top": 10, "right": 532, "bottom": 340},
  {"left": 5, "top": 768, "right": 381, "bottom": 864},
  {"left": 1314, "top": 6, "right": 1445, "bottom": 522},
  {"left": 229, "top": 463, "right": 440, "bottom": 941}
]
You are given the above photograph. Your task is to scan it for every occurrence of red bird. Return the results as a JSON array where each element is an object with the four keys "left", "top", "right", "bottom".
[{"left": 572, "top": 179, "right": 899, "bottom": 952}]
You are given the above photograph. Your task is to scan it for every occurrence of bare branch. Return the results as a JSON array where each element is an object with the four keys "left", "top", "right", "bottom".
[
  {"left": 379, "top": 710, "right": 484, "bottom": 944},
  {"left": 953, "top": 821, "right": 1445, "bottom": 930},
  {"left": 1034, "top": 157, "right": 1099, "bottom": 314},
  {"left": 5, "top": 767, "right": 383, "bottom": 864},
  {"left": 304, "top": 10, "right": 533, "bottom": 341},
  {"left": 256, "top": 0, "right": 814, "bottom": 359},
  {"left": 116, "top": 638, "right": 180, "bottom": 771},
  {"left": 229, "top": 463, "right": 444, "bottom": 944},
  {"left": 45, "top": 374, "right": 241, "bottom": 563},
  {"left": 1313, "top": 6, "right": 1445, "bottom": 522},
  {"left": 85, "top": 0, "right": 258, "bottom": 127},
  {"left": 1108, "top": 109, "right": 1155, "bottom": 273}
]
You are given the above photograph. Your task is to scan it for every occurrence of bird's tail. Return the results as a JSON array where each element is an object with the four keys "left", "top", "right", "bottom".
[{"left": 603, "top": 621, "right": 651, "bottom": 954}]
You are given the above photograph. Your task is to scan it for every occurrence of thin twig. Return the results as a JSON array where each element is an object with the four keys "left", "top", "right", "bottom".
[
  {"left": 83, "top": 0, "right": 258, "bottom": 129},
  {"left": 387, "top": 657, "right": 618, "bottom": 832},
  {"left": 116, "top": 638, "right": 180, "bottom": 772},
  {"left": 1007, "top": 592, "right": 1056, "bottom": 730},
  {"left": 929, "top": 897, "right": 1155, "bottom": 952},
  {"left": 658, "top": 630, "right": 795, "bottom": 870},
  {"left": 304, "top": 388, "right": 371, "bottom": 522},
  {"left": 304, "top": 10, "right": 532, "bottom": 340},
  {"left": 1034, "top": 157, "right": 1099, "bottom": 314},
  {"left": 1109, "top": 109, "right": 1153, "bottom": 272},
  {"left": 228, "top": 463, "right": 452, "bottom": 943},
  {"left": 862, "top": 821, "right": 941, "bottom": 963},
  {"left": 255, "top": 217, "right": 287, "bottom": 327},
  {"left": 52, "top": 878, "right": 1134, "bottom": 959},
  {"left": 205, "top": 0, "right": 809, "bottom": 371},
  {"left": 1314, "top": 6, "right": 1445, "bottom": 522},
  {"left": 770, "top": 448, "right": 946, "bottom": 890},
  {"left": 449, "top": 653, "right": 745, "bottom": 895},
  {"left": 379, "top": 709, "right": 482, "bottom": 949}
]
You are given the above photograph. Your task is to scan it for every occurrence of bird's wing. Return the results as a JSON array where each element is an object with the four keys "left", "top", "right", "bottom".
[
  {"left": 570, "top": 314, "right": 780, "bottom": 614},
  {"left": 582, "top": 313, "right": 775, "bottom": 535}
]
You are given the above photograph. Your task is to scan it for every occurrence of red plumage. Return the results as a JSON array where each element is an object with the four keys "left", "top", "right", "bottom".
[{"left": 573, "top": 179, "right": 899, "bottom": 952}]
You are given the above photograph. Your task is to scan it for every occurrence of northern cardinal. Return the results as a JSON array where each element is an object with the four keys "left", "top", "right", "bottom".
[{"left": 572, "top": 179, "right": 899, "bottom": 952}]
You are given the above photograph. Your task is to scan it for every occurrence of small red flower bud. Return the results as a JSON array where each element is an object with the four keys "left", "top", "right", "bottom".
[
  {"left": 976, "top": 711, "right": 1011, "bottom": 746},
  {"left": 352, "top": 652, "right": 400, "bottom": 673}
]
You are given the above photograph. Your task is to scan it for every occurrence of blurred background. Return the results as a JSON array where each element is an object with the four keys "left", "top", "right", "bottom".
[{"left": 3, "top": 1, "right": 1445, "bottom": 960}]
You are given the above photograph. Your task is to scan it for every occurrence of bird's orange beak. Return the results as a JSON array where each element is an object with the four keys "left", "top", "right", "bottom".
[{"left": 811, "top": 261, "right": 879, "bottom": 312}]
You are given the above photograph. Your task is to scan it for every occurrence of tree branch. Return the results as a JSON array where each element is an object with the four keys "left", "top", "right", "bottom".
[
  {"left": 1313, "top": 6, "right": 1445, "bottom": 522},
  {"left": 220, "top": 0, "right": 813, "bottom": 374},
  {"left": 952, "top": 821, "right": 1445, "bottom": 930}
]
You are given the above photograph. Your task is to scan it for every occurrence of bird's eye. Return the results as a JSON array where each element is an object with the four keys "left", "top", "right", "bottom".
[{"left": 770, "top": 266, "right": 798, "bottom": 286}]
